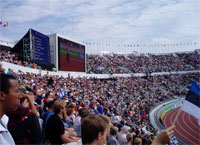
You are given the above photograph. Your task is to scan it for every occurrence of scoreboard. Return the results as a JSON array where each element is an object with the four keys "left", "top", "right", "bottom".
[
  {"left": 58, "top": 36, "right": 85, "bottom": 72},
  {"left": 31, "top": 29, "right": 51, "bottom": 64}
]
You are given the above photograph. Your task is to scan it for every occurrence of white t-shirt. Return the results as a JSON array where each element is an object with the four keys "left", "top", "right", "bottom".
[
  {"left": 0, "top": 115, "right": 15, "bottom": 145},
  {"left": 73, "top": 116, "right": 81, "bottom": 136},
  {"left": 117, "top": 132, "right": 128, "bottom": 145}
]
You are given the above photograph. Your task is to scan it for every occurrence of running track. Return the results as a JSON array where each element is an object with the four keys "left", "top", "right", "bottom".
[{"left": 163, "top": 107, "right": 200, "bottom": 145}]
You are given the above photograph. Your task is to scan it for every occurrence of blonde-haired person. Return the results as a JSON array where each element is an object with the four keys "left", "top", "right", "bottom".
[
  {"left": 126, "top": 133, "right": 133, "bottom": 145},
  {"left": 134, "top": 137, "right": 142, "bottom": 145},
  {"left": 45, "top": 100, "right": 79, "bottom": 144}
]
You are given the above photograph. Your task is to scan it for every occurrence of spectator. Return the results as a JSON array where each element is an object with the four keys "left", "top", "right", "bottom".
[
  {"left": 126, "top": 133, "right": 133, "bottom": 145},
  {"left": 45, "top": 100, "right": 79, "bottom": 144},
  {"left": 117, "top": 126, "right": 129, "bottom": 145},
  {"left": 107, "top": 126, "right": 120, "bottom": 145},
  {"left": 42, "top": 98, "right": 55, "bottom": 128},
  {"left": 151, "top": 126, "right": 175, "bottom": 145},
  {"left": 65, "top": 108, "right": 75, "bottom": 128},
  {"left": 0, "top": 74, "right": 20, "bottom": 145},
  {"left": 134, "top": 137, "right": 142, "bottom": 145},
  {"left": 0, "top": 63, "right": 5, "bottom": 74},
  {"left": 7, "top": 68, "right": 11, "bottom": 75},
  {"left": 97, "top": 103, "right": 104, "bottom": 114},
  {"left": 81, "top": 114, "right": 110, "bottom": 145},
  {"left": 52, "top": 67, "right": 56, "bottom": 72},
  {"left": 6, "top": 92, "right": 43, "bottom": 144},
  {"left": 46, "top": 72, "right": 50, "bottom": 78},
  {"left": 74, "top": 108, "right": 90, "bottom": 137}
]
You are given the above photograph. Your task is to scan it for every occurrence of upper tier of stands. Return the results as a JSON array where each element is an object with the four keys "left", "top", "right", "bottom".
[
  {"left": 86, "top": 50, "right": 200, "bottom": 74},
  {"left": 1, "top": 48, "right": 199, "bottom": 75}
]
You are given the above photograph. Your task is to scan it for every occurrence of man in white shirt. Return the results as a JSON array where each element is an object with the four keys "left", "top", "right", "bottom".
[
  {"left": 117, "top": 126, "right": 129, "bottom": 145},
  {"left": 0, "top": 74, "right": 21, "bottom": 145},
  {"left": 0, "top": 115, "right": 16, "bottom": 145},
  {"left": 74, "top": 108, "right": 90, "bottom": 137}
]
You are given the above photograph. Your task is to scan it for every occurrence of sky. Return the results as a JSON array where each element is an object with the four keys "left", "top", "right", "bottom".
[{"left": 0, "top": 0, "right": 199, "bottom": 53}]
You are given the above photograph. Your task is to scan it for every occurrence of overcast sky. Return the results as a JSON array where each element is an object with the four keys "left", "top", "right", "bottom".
[{"left": 0, "top": 0, "right": 199, "bottom": 53}]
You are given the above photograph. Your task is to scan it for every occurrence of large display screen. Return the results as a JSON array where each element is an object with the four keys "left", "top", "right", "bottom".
[
  {"left": 58, "top": 37, "right": 85, "bottom": 72},
  {"left": 31, "top": 29, "right": 51, "bottom": 63}
]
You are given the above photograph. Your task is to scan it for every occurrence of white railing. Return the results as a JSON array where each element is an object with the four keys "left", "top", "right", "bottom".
[{"left": 1, "top": 61, "right": 200, "bottom": 79}]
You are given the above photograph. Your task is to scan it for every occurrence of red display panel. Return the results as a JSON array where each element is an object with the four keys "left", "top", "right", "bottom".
[{"left": 58, "top": 37, "right": 85, "bottom": 72}]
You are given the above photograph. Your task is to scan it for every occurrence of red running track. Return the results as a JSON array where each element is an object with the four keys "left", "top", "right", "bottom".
[{"left": 163, "top": 107, "right": 200, "bottom": 145}]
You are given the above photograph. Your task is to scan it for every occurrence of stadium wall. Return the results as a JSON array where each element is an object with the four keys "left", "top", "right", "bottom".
[
  {"left": 1, "top": 61, "right": 200, "bottom": 79},
  {"left": 1, "top": 61, "right": 133, "bottom": 78}
]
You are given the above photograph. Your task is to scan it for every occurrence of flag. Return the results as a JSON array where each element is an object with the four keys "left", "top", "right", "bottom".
[
  {"left": 3, "top": 22, "right": 8, "bottom": 27},
  {"left": 181, "top": 81, "right": 200, "bottom": 125}
]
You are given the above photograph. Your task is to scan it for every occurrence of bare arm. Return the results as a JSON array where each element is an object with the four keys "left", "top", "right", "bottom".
[
  {"left": 151, "top": 126, "right": 175, "bottom": 145},
  {"left": 22, "top": 93, "right": 37, "bottom": 115},
  {"left": 60, "top": 134, "right": 79, "bottom": 143}
]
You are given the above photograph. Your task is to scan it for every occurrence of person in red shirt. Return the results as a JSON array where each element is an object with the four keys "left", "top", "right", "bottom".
[{"left": 6, "top": 93, "right": 43, "bottom": 144}]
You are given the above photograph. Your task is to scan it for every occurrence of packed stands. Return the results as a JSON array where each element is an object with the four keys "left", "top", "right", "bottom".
[
  {"left": 0, "top": 47, "right": 200, "bottom": 144},
  {"left": 0, "top": 50, "right": 42, "bottom": 70},
  {"left": 86, "top": 50, "right": 200, "bottom": 74}
]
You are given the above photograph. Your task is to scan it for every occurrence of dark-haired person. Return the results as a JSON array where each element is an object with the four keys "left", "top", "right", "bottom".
[
  {"left": 0, "top": 74, "right": 20, "bottom": 144},
  {"left": 0, "top": 63, "right": 5, "bottom": 74},
  {"left": 81, "top": 114, "right": 110, "bottom": 145},
  {"left": 42, "top": 98, "right": 55, "bottom": 128},
  {"left": 107, "top": 126, "right": 120, "bottom": 145},
  {"left": 6, "top": 91, "right": 43, "bottom": 144},
  {"left": 74, "top": 108, "right": 90, "bottom": 137}
]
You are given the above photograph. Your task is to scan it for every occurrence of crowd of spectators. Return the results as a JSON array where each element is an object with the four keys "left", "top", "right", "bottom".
[
  {"left": 1, "top": 49, "right": 199, "bottom": 74},
  {"left": 0, "top": 50, "right": 42, "bottom": 70},
  {"left": 0, "top": 48, "right": 199, "bottom": 144},
  {"left": 0, "top": 59, "right": 199, "bottom": 144},
  {"left": 176, "top": 52, "right": 200, "bottom": 70},
  {"left": 86, "top": 50, "right": 200, "bottom": 74}
]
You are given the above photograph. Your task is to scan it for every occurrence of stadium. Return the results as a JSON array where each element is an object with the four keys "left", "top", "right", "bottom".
[{"left": 0, "top": 1, "right": 199, "bottom": 145}]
